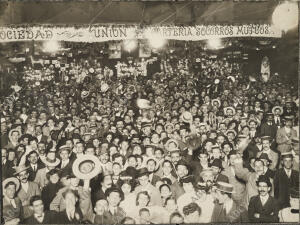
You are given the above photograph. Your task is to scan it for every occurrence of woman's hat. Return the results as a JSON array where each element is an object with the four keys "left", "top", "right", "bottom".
[
  {"left": 180, "top": 111, "right": 193, "bottom": 123},
  {"left": 3, "top": 177, "right": 20, "bottom": 192},
  {"left": 72, "top": 154, "right": 102, "bottom": 180},
  {"left": 13, "top": 164, "right": 30, "bottom": 175},
  {"left": 272, "top": 106, "right": 283, "bottom": 115},
  {"left": 215, "top": 181, "right": 235, "bottom": 193},
  {"left": 137, "top": 167, "right": 150, "bottom": 178}
]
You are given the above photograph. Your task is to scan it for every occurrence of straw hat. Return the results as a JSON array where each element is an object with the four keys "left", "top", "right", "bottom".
[
  {"left": 3, "top": 177, "right": 20, "bottom": 192},
  {"left": 272, "top": 106, "right": 283, "bottom": 115},
  {"left": 215, "top": 181, "right": 235, "bottom": 193},
  {"left": 72, "top": 154, "right": 102, "bottom": 180},
  {"left": 14, "top": 164, "right": 30, "bottom": 175},
  {"left": 43, "top": 156, "right": 61, "bottom": 167},
  {"left": 180, "top": 111, "right": 193, "bottom": 123}
]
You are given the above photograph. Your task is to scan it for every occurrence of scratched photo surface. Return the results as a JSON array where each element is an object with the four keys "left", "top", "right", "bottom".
[{"left": 0, "top": 1, "right": 299, "bottom": 224}]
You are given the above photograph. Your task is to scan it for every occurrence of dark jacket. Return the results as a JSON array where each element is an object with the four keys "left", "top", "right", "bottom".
[
  {"left": 23, "top": 210, "right": 58, "bottom": 224},
  {"left": 274, "top": 168, "right": 299, "bottom": 209},
  {"left": 55, "top": 208, "right": 85, "bottom": 224},
  {"left": 211, "top": 200, "right": 248, "bottom": 222},
  {"left": 248, "top": 195, "right": 279, "bottom": 222}
]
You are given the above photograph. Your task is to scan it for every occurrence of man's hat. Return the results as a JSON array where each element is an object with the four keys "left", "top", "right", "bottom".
[
  {"left": 272, "top": 106, "right": 283, "bottom": 115},
  {"left": 259, "top": 153, "right": 272, "bottom": 163},
  {"left": 42, "top": 156, "right": 61, "bottom": 167},
  {"left": 3, "top": 177, "right": 20, "bottom": 192},
  {"left": 105, "top": 187, "right": 124, "bottom": 201},
  {"left": 58, "top": 145, "right": 71, "bottom": 153},
  {"left": 212, "top": 99, "right": 221, "bottom": 107},
  {"left": 179, "top": 175, "right": 195, "bottom": 184},
  {"left": 260, "top": 136, "right": 272, "bottom": 142},
  {"left": 165, "top": 138, "right": 180, "bottom": 152},
  {"left": 180, "top": 111, "right": 193, "bottom": 123},
  {"left": 284, "top": 115, "right": 294, "bottom": 121},
  {"left": 210, "top": 158, "right": 223, "bottom": 169},
  {"left": 164, "top": 122, "right": 174, "bottom": 131},
  {"left": 224, "top": 107, "right": 236, "bottom": 116},
  {"left": 256, "top": 174, "right": 272, "bottom": 187},
  {"left": 200, "top": 168, "right": 214, "bottom": 178},
  {"left": 14, "top": 164, "right": 30, "bottom": 175},
  {"left": 281, "top": 151, "right": 294, "bottom": 159},
  {"left": 141, "top": 122, "right": 152, "bottom": 129},
  {"left": 72, "top": 154, "right": 102, "bottom": 180},
  {"left": 225, "top": 129, "right": 237, "bottom": 137},
  {"left": 137, "top": 167, "right": 150, "bottom": 178},
  {"left": 215, "top": 181, "right": 235, "bottom": 193}
]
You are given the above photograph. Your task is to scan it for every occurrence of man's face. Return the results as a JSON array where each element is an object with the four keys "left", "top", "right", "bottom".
[
  {"left": 177, "top": 165, "right": 188, "bottom": 178},
  {"left": 32, "top": 200, "right": 44, "bottom": 215},
  {"left": 138, "top": 175, "right": 149, "bottom": 186},
  {"left": 162, "top": 162, "right": 172, "bottom": 175},
  {"left": 76, "top": 143, "right": 84, "bottom": 154},
  {"left": 5, "top": 184, "right": 16, "bottom": 199},
  {"left": 60, "top": 150, "right": 70, "bottom": 161},
  {"left": 107, "top": 192, "right": 121, "bottom": 207},
  {"left": 28, "top": 152, "right": 38, "bottom": 164},
  {"left": 215, "top": 190, "right": 226, "bottom": 204},
  {"left": 154, "top": 150, "right": 163, "bottom": 160},
  {"left": 254, "top": 161, "right": 264, "bottom": 175},
  {"left": 49, "top": 173, "right": 60, "bottom": 184},
  {"left": 94, "top": 200, "right": 108, "bottom": 215},
  {"left": 171, "top": 152, "right": 181, "bottom": 165},
  {"left": 70, "top": 177, "right": 80, "bottom": 187},
  {"left": 258, "top": 182, "right": 270, "bottom": 197},
  {"left": 262, "top": 140, "right": 270, "bottom": 150},
  {"left": 249, "top": 121, "right": 256, "bottom": 129},
  {"left": 18, "top": 170, "right": 29, "bottom": 183},
  {"left": 285, "top": 120, "right": 293, "bottom": 127},
  {"left": 11, "top": 131, "right": 20, "bottom": 142},
  {"left": 147, "top": 160, "right": 156, "bottom": 173},
  {"left": 102, "top": 175, "right": 112, "bottom": 189},
  {"left": 283, "top": 157, "right": 293, "bottom": 169},
  {"left": 99, "top": 153, "right": 109, "bottom": 164},
  {"left": 112, "top": 164, "right": 121, "bottom": 176},
  {"left": 38, "top": 143, "right": 46, "bottom": 155}
]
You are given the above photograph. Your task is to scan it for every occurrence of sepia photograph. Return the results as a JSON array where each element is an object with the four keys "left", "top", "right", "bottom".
[{"left": 0, "top": 0, "right": 299, "bottom": 224}]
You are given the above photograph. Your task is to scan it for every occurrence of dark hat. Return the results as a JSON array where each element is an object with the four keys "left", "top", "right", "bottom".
[
  {"left": 179, "top": 175, "right": 195, "bottom": 184},
  {"left": 260, "top": 136, "right": 272, "bottom": 142},
  {"left": 137, "top": 167, "right": 150, "bottom": 178},
  {"left": 176, "top": 160, "right": 189, "bottom": 169},
  {"left": 210, "top": 158, "right": 223, "bottom": 169},
  {"left": 259, "top": 153, "right": 272, "bottom": 163},
  {"left": 125, "top": 166, "right": 138, "bottom": 179},
  {"left": 256, "top": 175, "right": 272, "bottom": 187},
  {"left": 104, "top": 187, "right": 124, "bottom": 201},
  {"left": 215, "top": 181, "right": 234, "bottom": 193}
]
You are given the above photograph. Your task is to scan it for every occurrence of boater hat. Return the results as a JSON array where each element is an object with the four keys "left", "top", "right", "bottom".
[
  {"left": 72, "top": 154, "right": 102, "bottom": 180},
  {"left": 180, "top": 111, "right": 193, "bottom": 123},
  {"left": 3, "top": 177, "right": 20, "bottom": 192},
  {"left": 43, "top": 157, "right": 61, "bottom": 167},
  {"left": 215, "top": 181, "right": 235, "bottom": 193},
  {"left": 272, "top": 106, "right": 283, "bottom": 115},
  {"left": 14, "top": 164, "right": 30, "bottom": 176}
]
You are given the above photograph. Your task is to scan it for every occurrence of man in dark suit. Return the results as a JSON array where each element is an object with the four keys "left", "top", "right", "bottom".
[
  {"left": 92, "top": 172, "right": 113, "bottom": 207},
  {"left": 146, "top": 158, "right": 161, "bottom": 186},
  {"left": 274, "top": 151, "right": 299, "bottom": 209},
  {"left": 58, "top": 145, "right": 74, "bottom": 176},
  {"left": 25, "top": 151, "right": 44, "bottom": 182},
  {"left": 248, "top": 175, "right": 279, "bottom": 222},
  {"left": 24, "top": 195, "right": 57, "bottom": 224},
  {"left": 2, "top": 148, "right": 15, "bottom": 179}
]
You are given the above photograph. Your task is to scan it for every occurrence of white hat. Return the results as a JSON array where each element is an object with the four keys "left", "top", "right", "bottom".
[
  {"left": 3, "top": 177, "right": 20, "bottom": 192},
  {"left": 72, "top": 154, "right": 102, "bottom": 180},
  {"left": 42, "top": 157, "right": 61, "bottom": 167},
  {"left": 180, "top": 111, "right": 193, "bottom": 123},
  {"left": 137, "top": 99, "right": 151, "bottom": 109}
]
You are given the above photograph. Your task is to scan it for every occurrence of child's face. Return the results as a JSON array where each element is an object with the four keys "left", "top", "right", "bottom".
[{"left": 94, "top": 200, "right": 108, "bottom": 215}]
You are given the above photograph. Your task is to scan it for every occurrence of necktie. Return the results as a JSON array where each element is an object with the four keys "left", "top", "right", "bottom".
[{"left": 33, "top": 165, "right": 36, "bottom": 171}]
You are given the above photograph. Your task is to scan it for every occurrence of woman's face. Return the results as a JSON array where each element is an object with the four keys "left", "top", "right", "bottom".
[
  {"left": 137, "top": 193, "right": 149, "bottom": 207},
  {"left": 121, "top": 183, "right": 132, "bottom": 195},
  {"left": 160, "top": 186, "right": 171, "bottom": 198}
]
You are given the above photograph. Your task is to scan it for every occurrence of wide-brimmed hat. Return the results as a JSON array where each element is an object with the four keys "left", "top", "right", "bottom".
[
  {"left": 72, "top": 154, "right": 102, "bottom": 180},
  {"left": 215, "top": 181, "right": 235, "bottom": 193},
  {"left": 137, "top": 167, "right": 150, "bottom": 178},
  {"left": 272, "top": 106, "right": 283, "bottom": 115},
  {"left": 225, "top": 129, "right": 237, "bottom": 137},
  {"left": 137, "top": 99, "right": 151, "bottom": 109},
  {"left": 14, "top": 164, "right": 30, "bottom": 175},
  {"left": 43, "top": 156, "right": 61, "bottom": 167},
  {"left": 180, "top": 111, "right": 193, "bottom": 123},
  {"left": 281, "top": 151, "right": 294, "bottom": 159},
  {"left": 224, "top": 107, "right": 236, "bottom": 116},
  {"left": 58, "top": 145, "right": 72, "bottom": 153},
  {"left": 3, "top": 177, "right": 20, "bottom": 192},
  {"left": 211, "top": 99, "right": 221, "bottom": 107},
  {"left": 165, "top": 138, "right": 179, "bottom": 152},
  {"left": 284, "top": 115, "right": 294, "bottom": 121}
]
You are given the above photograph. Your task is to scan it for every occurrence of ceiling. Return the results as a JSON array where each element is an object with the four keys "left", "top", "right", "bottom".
[{"left": 0, "top": 1, "right": 282, "bottom": 25}]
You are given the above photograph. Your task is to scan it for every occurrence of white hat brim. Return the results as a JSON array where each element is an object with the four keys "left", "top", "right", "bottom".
[{"left": 72, "top": 154, "right": 102, "bottom": 180}]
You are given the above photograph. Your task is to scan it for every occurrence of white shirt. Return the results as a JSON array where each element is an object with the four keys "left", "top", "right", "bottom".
[
  {"left": 260, "top": 194, "right": 269, "bottom": 206},
  {"left": 284, "top": 168, "right": 292, "bottom": 178},
  {"left": 21, "top": 182, "right": 29, "bottom": 193},
  {"left": 5, "top": 196, "right": 16, "bottom": 208},
  {"left": 34, "top": 213, "right": 45, "bottom": 223},
  {"left": 224, "top": 199, "right": 233, "bottom": 214},
  {"left": 66, "top": 208, "right": 75, "bottom": 221}
]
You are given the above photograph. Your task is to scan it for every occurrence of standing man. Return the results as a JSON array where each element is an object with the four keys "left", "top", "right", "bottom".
[
  {"left": 276, "top": 116, "right": 297, "bottom": 154},
  {"left": 248, "top": 175, "right": 279, "bottom": 222},
  {"left": 273, "top": 151, "right": 299, "bottom": 209},
  {"left": 256, "top": 136, "right": 278, "bottom": 171}
]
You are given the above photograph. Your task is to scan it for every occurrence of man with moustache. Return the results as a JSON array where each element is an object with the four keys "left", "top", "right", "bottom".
[
  {"left": 276, "top": 116, "right": 297, "bottom": 154},
  {"left": 248, "top": 175, "right": 279, "bottom": 222},
  {"left": 256, "top": 136, "right": 278, "bottom": 171},
  {"left": 15, "top": 165, "right": 41, "bottom": 219}
]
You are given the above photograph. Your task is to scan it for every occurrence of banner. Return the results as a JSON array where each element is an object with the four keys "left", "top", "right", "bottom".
[{"left": 0, "top": 24, "right": 282, "bottom": 42}]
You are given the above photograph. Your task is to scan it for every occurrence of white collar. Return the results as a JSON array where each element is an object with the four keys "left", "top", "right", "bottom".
[
  {"left": 224, "top": 199, "right": 233, "bottom": 213},
  {"left": 260, "top": 194, "right": 269, "bottom": 202}
]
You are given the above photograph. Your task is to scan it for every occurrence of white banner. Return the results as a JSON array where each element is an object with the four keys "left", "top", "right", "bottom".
[{"left": 0, "top": 24, "right": 282, "bottom": 42}]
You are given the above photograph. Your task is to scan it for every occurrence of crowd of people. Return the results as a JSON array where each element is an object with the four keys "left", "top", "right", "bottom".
[{"left": 1, "top": 42, "right": 299, "bottom": 224}]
